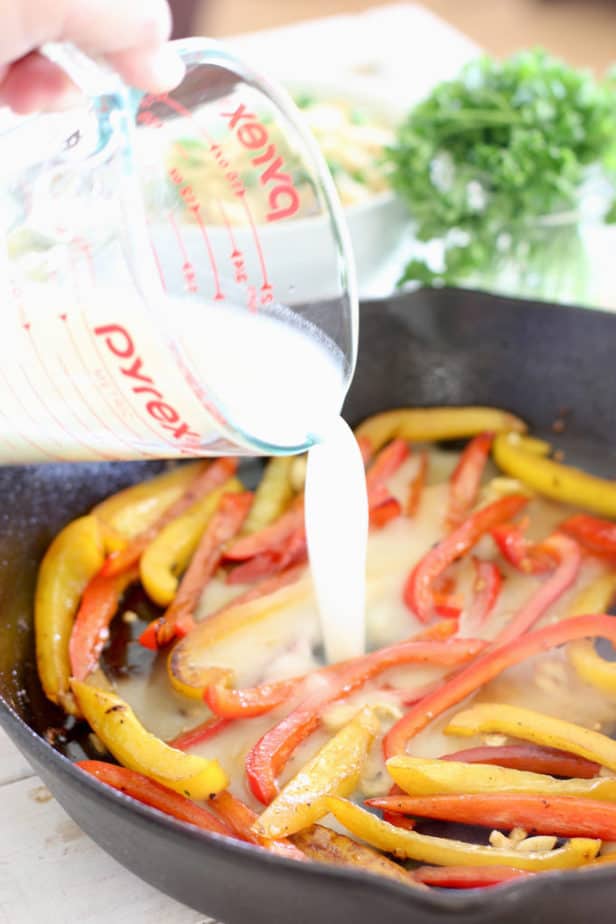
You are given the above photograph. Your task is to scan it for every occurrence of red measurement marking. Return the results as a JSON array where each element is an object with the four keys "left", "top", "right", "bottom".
[
  {"left": 149, "top": 238, "right": 168, "bottom": 292},
  {"left": 242, "top": 199, "right": 272, "bottom": 308},
  {"left": 168, "top": 212, "right": 198, "bottom": 294}
]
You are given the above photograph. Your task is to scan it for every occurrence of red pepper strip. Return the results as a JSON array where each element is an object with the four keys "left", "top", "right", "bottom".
[
  {"left": 102, "top": 458, "right": 238, "bottom": 577},
  {"left": 211, "top": 791, "right": 305, "bottom": 861},
  {"left": 403, "top": 494, "right": 529, "bottom": 623},
  {"left": 225, "top": 496, "right": 304, "bottom": 561},
  {"left": 406, "top": 452, "right": 428, "bottom": 517},
  {"left": 413, "top": 866, "right": 532, "bottom": 889},
  {"left": 246, "top": 635, "right": 486, "bottom": 805},
  {"left": 154, "top": 492, "right": 253, "bottom": 646},
  {"left": 366, "top": 793, "right": 616, "bottom": 841},
  {"left": 204, "top": 669, "right": 299, "bottom": 719},
  {"left": 167, "top": 716, "right": 231, "bottom": 751},
  {"left": 383, "top": 613, "right": 616, "bottom": 759},
  {"left": 366, "top": 438, "right": 410, "bottom": 499},
  {"left": 495, "top": 533, "right": 580, "bottom": 645},
  {"left": 224, "top": 564, "right": 305, "bottom": 607},
  {"left": 69, "top": 566, "right": 139, "bottom": 680},
  {"left": 561, "top": 514, "right": 616, "bottom": 560},
  {"left": 466, "top": 558, "right": 502, "bottom": 632},
  {"left": 76, "top": 760, "right": 234, "bottom": 837},
  {"left": 446, "top": 433, "right": 494, "bottom": 530},
  {"left": 370, "top": 497, "right": 403, "bottom": 530},
  {"left": 491, "top": 519, "right": 558, "bottom": 574},
  {"left": 440, "top": 744, "right": 600, "bottom": 779},
  {"left": 226, "top": 527, "right": 307, "bottom": 585}
]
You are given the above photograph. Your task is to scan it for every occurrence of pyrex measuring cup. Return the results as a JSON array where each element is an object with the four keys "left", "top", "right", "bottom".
[{"left": 0, "top": 39, "right": 357, "bottom": 464}]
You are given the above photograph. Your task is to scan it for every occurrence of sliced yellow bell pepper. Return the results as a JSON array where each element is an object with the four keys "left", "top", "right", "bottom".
[
  {"left": 564, "top": 574, "right": 616, "bottom": 697},
  {"left": 241, "top": 457, "right": 294, "bottom": 535},
  {"left": 140, "top": 477, "right": 243, "bottom": 607},
  {"left": 355, "top": 407, "right": 526, "bottom": 452},
  {"left": 168, "top": 573, "right": 311, "bottom": 699},
  {"left": 386, "top": 755, "right": 616, "bottom": 800},
  {"left": 325, "top": 797, "right": 599, "bottom": 870},
  {"left": 493, "top": 433, "right": 616, "bottom": 517},
  {"left": 35, "top": 515, "right": 105, "bottom": 714},
  {"left": 445, "top": 703, "right": 616, "bottom": 772},
  {"left": 93, "top": 462, "right": 206, "bottom": 539},
  {"left": 291, "top": 825, "right": 420, "bottom": 888},
  {"left": 253, "top": 706, "right": 379, "bottom": 839},
  {"left": 71, "top": 680, "right": 227, "bottom": 798}
]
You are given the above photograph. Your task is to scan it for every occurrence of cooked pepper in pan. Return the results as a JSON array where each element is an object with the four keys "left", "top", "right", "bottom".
[{"left": 34, "top": 406, "right": 616, "bottom": 890}]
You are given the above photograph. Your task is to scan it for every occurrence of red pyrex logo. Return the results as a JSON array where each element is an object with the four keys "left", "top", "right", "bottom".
[
  {"left": 94, "top": 324, "right": 200, "bottom": 446},
  {"left": 222, "top": 103, "right": 301, "bottom": 223}
]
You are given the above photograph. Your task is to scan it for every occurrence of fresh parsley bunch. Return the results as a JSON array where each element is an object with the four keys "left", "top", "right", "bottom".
[{"left": 387, "top": 50, "right": 616, "bottom": 288}]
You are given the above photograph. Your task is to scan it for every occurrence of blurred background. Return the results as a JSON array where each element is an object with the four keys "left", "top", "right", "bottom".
[{"left": 173, "top": 0, "right": 616, "bottom": 71}]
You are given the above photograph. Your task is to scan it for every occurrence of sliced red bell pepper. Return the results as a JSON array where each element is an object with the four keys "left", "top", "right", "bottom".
[
  {"left": 69, "top": 566, "right": 139, "bottom": 680},
  {"left": 224, "top": 564, "right": 305, "bottom": 606},
  {"left": 246, "top": 634, "right": 486, "bottom": 805},
  {"left": 413, "top": 865, "right": 532, "bottom": 889},
  {"left": 403, "top": 494, "right": 528, "bottom": 623},
  {"left": 77, "top": 760, "right": 234, "bottom": 837},
  {"left": 102, "top": 458, "right": 238, "bottom": 577},
  {"left": 366, "top": 792, "right": 616, "bottom": 840},
  {"left": 211, "top": 790, "right": 305, "bottom": 860},
  {"left": 225, "top": 496, "right": 305, "bottom": 561},
  {"left": 446, "top": 432, "right": 494, "bottom": 530},
  {"left": 366, "top": 438, "right": 410, "bottom": 499},
  {"left": 491, "top": 519, "right": 557, "bottom": 574},
  {"left": 356, "top": 435, "right": 375, "bottom": 466},
  {"left": 383, "top": 613, "right": 616, "bottom": 759},
  {"left": 226, "top": 526, "right": 307, "bottom": 585},
  {"left": 495, "top": 533, "right": 580, "bottom": 645},
  {"left": 406, "top": 452, "right": 428, "bottom": 517},
  {"left": 152, "top": 491, "right": 253, "bottom": 647},
  {"left": 370, "top": 497, "right": 403, "bottom": 530},
  {"left": 167, "top": 716, "right": 231, "bottom": 751},
  {"left": 203, "top": 670, "right": 299, "bottom": 719},
  {"left": 440, "top": 744, "right": 600, "bottom": 779},
  {"left": 466, "top": 558, "right": 502, "bottom": 631},
  {"left": 561, "top": 514, "right": 616, "bottom": 560}
]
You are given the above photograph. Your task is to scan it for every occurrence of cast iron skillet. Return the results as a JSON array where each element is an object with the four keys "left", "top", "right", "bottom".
[{"left": 2, "top": 287, "right": 616, "bottom": 924}]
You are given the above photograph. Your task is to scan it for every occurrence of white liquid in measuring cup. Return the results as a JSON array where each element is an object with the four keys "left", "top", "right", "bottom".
[{"left": 0, "top": 283, "right": 368, "bottom": 658}]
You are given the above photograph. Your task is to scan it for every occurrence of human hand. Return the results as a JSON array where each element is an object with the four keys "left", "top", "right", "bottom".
[{"left": 0, "top": 0, "right": 185, "bottom": 113}]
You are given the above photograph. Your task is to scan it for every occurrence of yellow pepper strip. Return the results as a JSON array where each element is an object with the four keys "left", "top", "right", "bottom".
[
  {"left": 35, "top": 515, "right": 105, "bottom": 715},
  {"left": 93, "top": 462, "right": 206, "bottom": 539},
  {"left": 241, "top": 457, "right": 294, "bottom": 536},
  {"left": 445, "top": 703, "right": 616, "bottom": 772},
  {"left": 168, "top": 574, "right": 311, "bottom": 699},
  {"left": 355, "top": 407, "right": 526, "bottom": 452},
  {"left": 291, "top": 825, "right": 421, "bottom": 889},
  {"left": 140, "top": 477, "right": 243, "bottom": 607},
  {"left": 325, "top": 797, "right": 599, "bottom": 871},
  {"left": 493, "top": 433, "right": 616, "bottom": 517},
  {"left": 565, "top": 574, "right": 616, "bottom": 696},
  {"left": 386, "top": 756, "right": 616, "bottom": 801},
  {"left": 71, "top": 680, "right": 227, "bottom": 799},
  {"left": 253, "top": 707, "right": 379, "bottom": 839}
]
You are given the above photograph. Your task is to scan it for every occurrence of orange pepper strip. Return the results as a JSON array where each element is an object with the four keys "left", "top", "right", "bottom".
[
  {"left": 406, "top": 452, "right": 428, "bottom": 517},
  {"left": 440, "top": 744, "right": 600, "bottom": 779},
  {"left": 211, "top": 791, "right": 305, "bottom": 861},
  {"left": 413, "top": 865, "right": 532, "bottom": 889},
  {"left": 367, "top": 793, "right": 616, "bottom": 840},
  {"left": 77, "top": 761, "right": 234, "bottom": 837},
  {"left": 102, "top": 459, "right": 238, "bottom": 577},
  {"left": 69, "top": 567, "right": 139, "bottom": 680},
  {"left": 384, "top": 613, "right": 616, "bottom": 759}
]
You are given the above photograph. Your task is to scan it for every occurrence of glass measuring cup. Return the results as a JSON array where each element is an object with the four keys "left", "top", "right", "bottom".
[{"left": 0, "top": 39, "right": 358, "bottom": 464}]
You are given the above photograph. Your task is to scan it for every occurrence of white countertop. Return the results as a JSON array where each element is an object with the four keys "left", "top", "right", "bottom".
[{"left": 0, "top": 6, "right": 478, "bottom": 923}]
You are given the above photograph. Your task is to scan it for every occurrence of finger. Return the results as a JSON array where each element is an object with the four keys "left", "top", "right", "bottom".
[
  {"left": 0, "top": 52, "right": 81, "bottom": 114},
  {"left": 105, "top": 43, "right": 185, "bottom": 93},
  {"left": 0, "top": 0, "right": 173, "bottom": 61}
]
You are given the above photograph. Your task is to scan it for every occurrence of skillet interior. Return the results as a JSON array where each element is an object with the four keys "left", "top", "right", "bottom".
[{"left": 2, "top": 286, "right": 616, "bottom": 923}]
